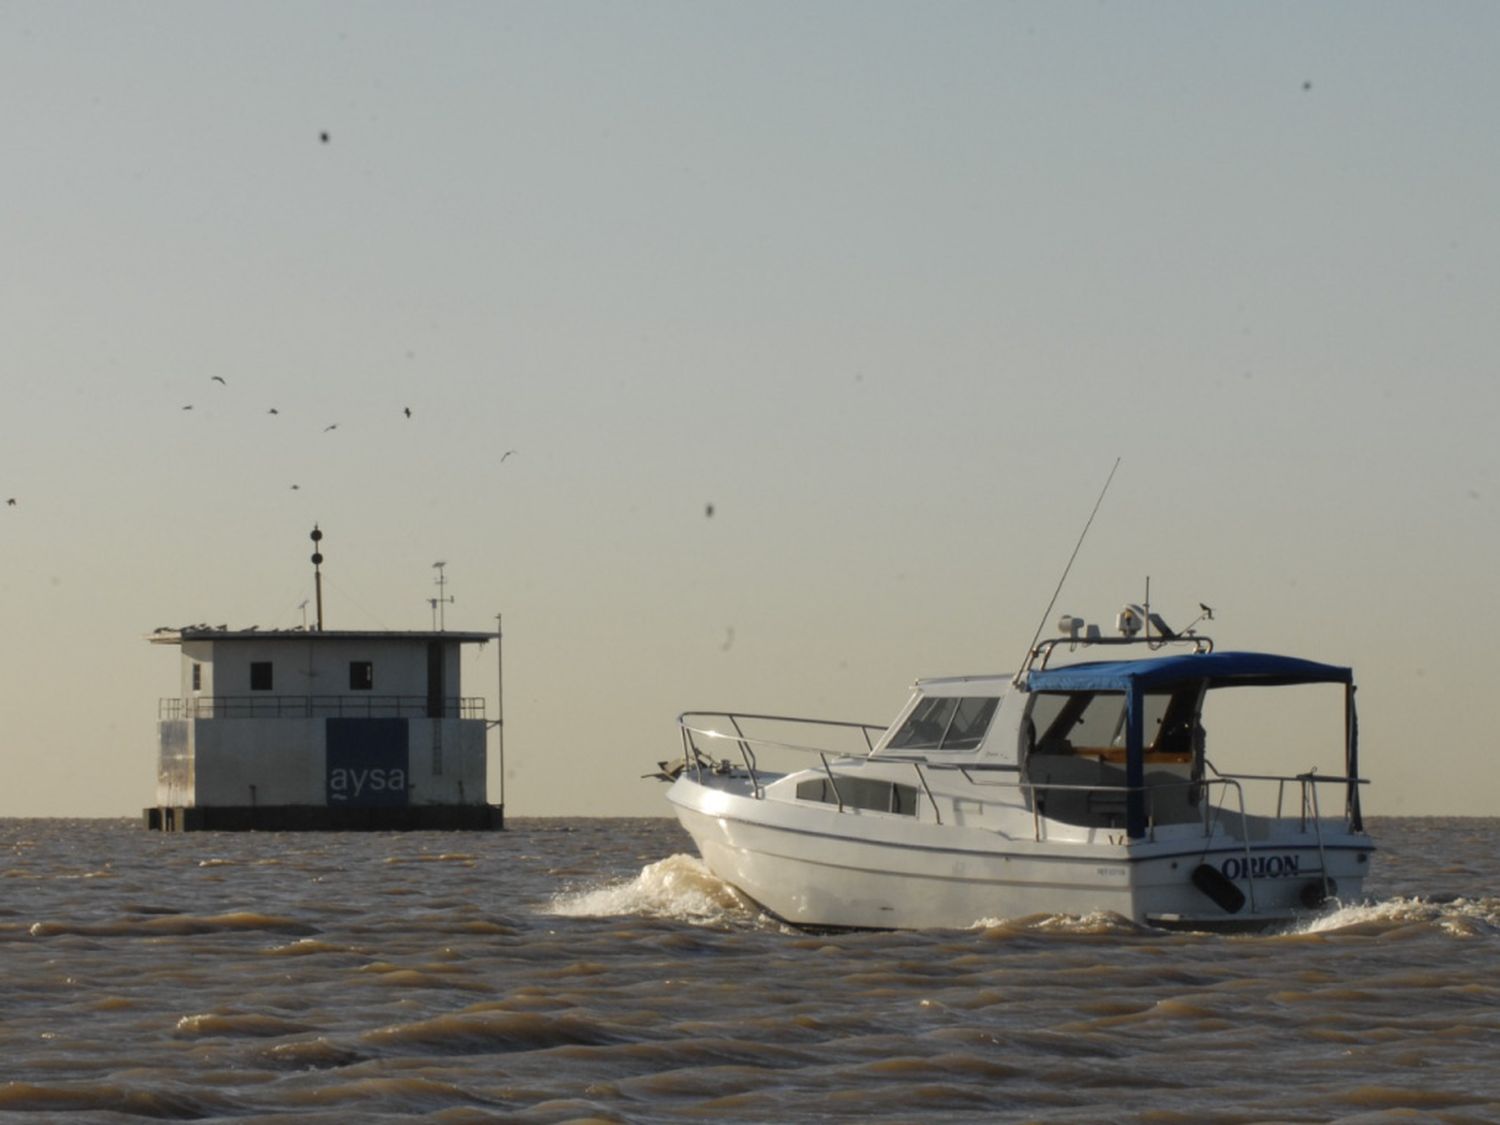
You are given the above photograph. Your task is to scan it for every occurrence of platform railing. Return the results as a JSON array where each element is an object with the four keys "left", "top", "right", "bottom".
[{"left": 160, "top": 695, "right": 486, "bottom": 720}]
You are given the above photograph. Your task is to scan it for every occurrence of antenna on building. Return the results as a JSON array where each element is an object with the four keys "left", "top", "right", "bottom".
[
  {"left": 430, "top": 561, "right": 454, "bottom": 630},
  {"left": 310, "top": 525, "right": 325, "bottom": 631}
]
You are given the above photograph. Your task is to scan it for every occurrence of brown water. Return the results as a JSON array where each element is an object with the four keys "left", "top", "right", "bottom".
[{"left": 3, "top": 817, "right": 1498, "bottom": 1123}]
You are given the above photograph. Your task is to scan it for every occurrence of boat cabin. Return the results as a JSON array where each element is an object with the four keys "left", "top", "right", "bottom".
[{"left": 862, "top": 649, "right": 1360, "bottom": 840}]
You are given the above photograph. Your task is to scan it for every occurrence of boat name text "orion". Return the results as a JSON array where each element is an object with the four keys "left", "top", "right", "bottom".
[
  {"left": 328, "top": 767, "right": 408, "bottom": 800},
  {"left": 1220, "top": 854, "right": 1301, "bottom": 881}
]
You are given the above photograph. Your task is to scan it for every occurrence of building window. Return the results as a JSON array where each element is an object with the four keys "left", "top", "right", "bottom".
[
  {"left": 250, "top": 662, "right": 273, "bottom": 691},
  {"left": 192, "top": 664, "right": 202, "bottom": 691},
  {"left": 350, "top": 661, "right": 374, "bottom": 691}
]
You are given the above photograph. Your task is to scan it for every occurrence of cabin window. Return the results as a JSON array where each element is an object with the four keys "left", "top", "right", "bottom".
[
  {"left": 191, "top": 664, "right": 202, "bottom": 691},
  {"left": 796, "top": 776, "right": 918, "bottom": 815},
  {"left": 887, "top": 696, "right": 998, "bottom": 752},
  {"left": 250, "top": 661, "right": 273, "bottom": 691},
  {"left": 350, "top": 661, "right": 374, "bottom": 691}
]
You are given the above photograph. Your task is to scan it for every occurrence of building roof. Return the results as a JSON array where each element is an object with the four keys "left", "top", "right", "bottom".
[{"left": 148, "top": 628, "right": 496, "bottom": 646}]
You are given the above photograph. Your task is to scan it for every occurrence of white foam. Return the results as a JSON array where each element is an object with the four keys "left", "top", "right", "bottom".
[
  {"left": 1293, "top": 895, "right": 1500, "bottom": 936},
  {"left": 545, "top": 853, "right": 756, "bottom": 925},
  {"left": 970, "top": 910, "right": 1148, "bottom": 935}
]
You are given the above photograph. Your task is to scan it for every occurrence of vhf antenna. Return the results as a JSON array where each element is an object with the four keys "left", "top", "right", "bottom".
[{"left": 1012, "top": 458, "right": 1121, "bottom": 685}]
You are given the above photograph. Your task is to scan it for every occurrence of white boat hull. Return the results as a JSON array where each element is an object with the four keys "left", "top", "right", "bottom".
[{"left": 668, "top": 773, "right": 1372, "bottom": 931}]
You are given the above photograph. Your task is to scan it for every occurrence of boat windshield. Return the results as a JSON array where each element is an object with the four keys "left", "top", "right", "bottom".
[{"left": 886, "top": 696, "right": 998, "bottom": 752}]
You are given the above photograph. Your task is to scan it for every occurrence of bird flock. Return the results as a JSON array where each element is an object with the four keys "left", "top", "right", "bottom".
[{"left": 150, "top": 373, "right": 518, "bottom": 499}]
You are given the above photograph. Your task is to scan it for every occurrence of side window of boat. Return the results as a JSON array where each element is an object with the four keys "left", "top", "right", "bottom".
[
  {"left": 1028, "top": 693, "right": 1083, "bottom": 753},
  {"left": 888, "top": 696, "right": 999, "bottom": 751},
  {"left": 1029, "top": 692, "right": 1129, "bottom": 751},
  {"left": 1027, "top": 692, "right": 1179, "bottom": 754}
]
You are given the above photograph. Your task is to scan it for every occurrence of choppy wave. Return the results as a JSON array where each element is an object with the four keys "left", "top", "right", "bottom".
[
  {"left": 4, "top": 817, "right": 1498, "bottom": 1125},
  {"left": 363, "top": 1006, "right": 624, "bottom": 1055},
  {"left": 175, "top": 1011, "right": 316, "bottom": 1038},
  {"left": 27, "top": 911, "right": 318, "bottom": 939},
  {"left": 545, "top": 853, "right": 759, "bottom": 925},
  {"left": 0, "top": 1081, "right": 240, "bottom": 1117}
]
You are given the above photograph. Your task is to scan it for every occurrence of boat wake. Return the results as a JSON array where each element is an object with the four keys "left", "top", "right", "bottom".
[
  {"left": 1287, "top": 895, "right": 1500, "bottom": 938},
  {"left": 970, "top": 911, "right": 1153, "bottom": 937},
  {"left": 546, "top": 862, "right": 1500, "bottom": 942},
  {"left": 545, "top": 854, "right": 762, "bottom": 927}
]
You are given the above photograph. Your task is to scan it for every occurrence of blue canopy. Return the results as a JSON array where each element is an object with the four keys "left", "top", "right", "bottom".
[
  {"left": 1026, "top": 650, "right": 1359, "bottom": 839},
  {"left": 1026, "top": 650, "right": 1353, "bottom": 694}
]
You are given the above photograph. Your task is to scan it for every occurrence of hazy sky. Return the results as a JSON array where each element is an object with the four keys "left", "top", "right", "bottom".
[{"left": 3, "top": 2, "right": 1496, "bottom": 818}]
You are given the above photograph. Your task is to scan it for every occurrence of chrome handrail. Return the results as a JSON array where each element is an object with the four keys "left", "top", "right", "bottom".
[{"left": 677, "top": 713, "right": 886, "bottom": 783}]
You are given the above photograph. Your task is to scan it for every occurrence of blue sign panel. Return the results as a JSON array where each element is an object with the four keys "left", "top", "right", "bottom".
[{"left": 326, "top": 718, "right": 410, "bottom": 807}]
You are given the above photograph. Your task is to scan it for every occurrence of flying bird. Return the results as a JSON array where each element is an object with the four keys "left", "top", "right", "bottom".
[
  {"left": 211, "top": 376, "right": 226, "bottom": 385},
  {"left": 290, "top": 484, "right": 300, "bottom": 490},
  {"left": 182, "top": 404, "right": 193, "bottom": 411},
  {"left": 268, "top": 408, "right": 279, "bottom": 415},
  {"left": 319, "top": 131, "right": 330, "bottom": 143},
  {"left": 1199, "top": 603, "right": 1215, "bottom": 620},
  {"left": 6, "top": 498, "right": 15, "bottom": 507},
  {"left": 705, "top": 502, "right": 715, "bottom": 518},
  {"left": 403, "top": 407, "right": 411, "bottom": 418},
  {"left": 500, "top": 450, "right": 516, "bottom": 462},
  {"left": 323, "top": 424, "right": 338, "bottom": 432}
]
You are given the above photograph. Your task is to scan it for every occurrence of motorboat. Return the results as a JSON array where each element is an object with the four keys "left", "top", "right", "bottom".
[{"left": 658, "top": 603, "right": 1373, "bottom": 931}]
